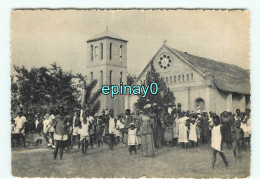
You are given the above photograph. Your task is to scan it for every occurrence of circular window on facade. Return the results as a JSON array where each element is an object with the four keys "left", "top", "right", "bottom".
[{"left": 157, "top": 53, "right": 173, "bottom": 72}]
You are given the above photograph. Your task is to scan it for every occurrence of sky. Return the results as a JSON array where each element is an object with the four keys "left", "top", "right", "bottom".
[{"left": 11, "top": 9, "right": 250, "bottom": 75}]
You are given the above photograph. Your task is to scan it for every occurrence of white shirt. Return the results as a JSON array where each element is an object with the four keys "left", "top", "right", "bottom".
[
  {"left": 43, "top": 119, "right": 50, "bottom": 133},
  {"left": 108, "top": 116, "right": 116, "bottom": 134},
  {"left": 48, "top": 114, "right": 55, "bottom": 132},
  {"left": 14, "top": 116, "right": 26, "bottom": 133},
  {"left": 81, "top": 121, "right": 90, "bottom": 137},
  {"left": 211, "top": 125, "right": 222, "bottom": 151}
]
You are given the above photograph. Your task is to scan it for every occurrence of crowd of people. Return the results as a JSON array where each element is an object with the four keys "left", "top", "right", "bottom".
[{"left": 11, "top": 103, "right": 251, "bottom": 168}]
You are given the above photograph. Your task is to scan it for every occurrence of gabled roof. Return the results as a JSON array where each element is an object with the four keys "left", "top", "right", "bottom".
[
  {"left": 135, "top": 44, "right": 250, "bottom": 95},
  {"left": 87, "top": 29, "right": 128, "bottom": 42}
]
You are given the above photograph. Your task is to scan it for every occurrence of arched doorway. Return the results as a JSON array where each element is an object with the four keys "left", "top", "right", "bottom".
[{"left": 194, "top": 98, "right": 205, "bottom": 113}]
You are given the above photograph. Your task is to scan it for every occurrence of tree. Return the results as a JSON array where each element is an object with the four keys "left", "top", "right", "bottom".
[
  {"left": 135, "top": 61, "right": 175, "bottom": 110},
  {"left": 76, "top": 74, "right": 101, "bottom": 116},
  {"left": 11, "top": 63, "right": 97, "bottom": 119}
]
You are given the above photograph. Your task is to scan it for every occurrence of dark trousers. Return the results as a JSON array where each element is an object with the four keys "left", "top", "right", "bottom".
[
  {"left": 81, "top": 138, "right": 88, "bottom": 154},
  {"left": 71, "top": 134, "right": 80, "bottom": 149},
  {"left": 129, "top": 145, "right": 137, "bottom": 154},
  {"left": 89, "top": 134, "right": 94, "bottom": 148},
  {"left": 54, "top": 140, "right": 66, "bottom": 160},
  {"left": 14, "top": 133, "right": 25, "bottom": 147},
  {"left": 108, "top": 134, "right": 115, "bottom": 150}
]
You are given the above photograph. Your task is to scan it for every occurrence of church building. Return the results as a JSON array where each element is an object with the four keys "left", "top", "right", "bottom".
[
  {"left": 86, "top": 29, "right": 127, "bottom": 115},
  {"left": 126, "top": 43, "right": 250, "bottom": 114}
]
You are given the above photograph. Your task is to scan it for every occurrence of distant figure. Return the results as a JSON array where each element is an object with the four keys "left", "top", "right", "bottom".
[
  {"left": 47, "top": 108, "right": 56, "bottom": 148},
  {"left": 234, "top": 109, "right": 241, "bottom": 121},
  {"left": 201, "top": 112, "right": 210, "bottom": 144},
  {"left": 172, "top": 112, "right": 180, "bottom": 146},
  {"left": 189, "top": 118, "right": 198, "bottom": 148},
  {"left": 96, "top": 116, "right": 104, "bottom": 147},
  {"left": 104, "top": 109, "right": 116, "bottom": 150},
  {"left": 124, "top": 109, "right": 133, "bottom": 145},
  {"left": 85, "top": 108, "right": 94, "bottom": 149},
  {"left": 71, "top": 108, "right": 81, "bottom": 149},
  {"left": 134, "top": 109, "right": 142, "bottom": 147},
  {"left": 221, "top": 111, "right": 232, "bottom": 149},
  {"left": 240, "top": 113, "right": 249, "bottom": 150},
  {"left": 140, "top": 104, "right": 155, "bottom": 157},
  {"left": 13, "top": 108, "right": 27, "bottom": 148},
  {"left": 196, "top": 105, "right": 201, "bottom": 114},
  {"left": 232, "top": 120, "right": 244, "bottom": 161},
  {"left": 80, "top": 114, "right": 90, "bottom": 155},
  {"left": 162, "top": 108, "right": 173, "bottom": 146},
  {"left": 53, "top": 106, "right": 69, "bottom": 160},
  {"left": 178, "top": 112, "right": 189, "bottom": 149}
]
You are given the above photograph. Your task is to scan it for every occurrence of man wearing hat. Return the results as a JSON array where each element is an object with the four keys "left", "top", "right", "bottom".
[
  {"left": 13, "top": 108, "right": 27, "bottom": 147},
  {"left": 71, "top": 108, "right": 82, "bottom": 149}
]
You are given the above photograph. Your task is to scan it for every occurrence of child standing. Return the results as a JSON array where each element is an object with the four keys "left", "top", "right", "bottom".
[
  {"left": 128, "top": 123, "right": 138, "bottom": 155},
  {"left": 211, "top": 115, "right": 229, "bottom": 169},
  {"left": 233, "top": 120, "right": 244, "bottom": 161}
]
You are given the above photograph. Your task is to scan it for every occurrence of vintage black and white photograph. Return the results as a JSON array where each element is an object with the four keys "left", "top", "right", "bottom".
[{"left": 10, "top": 9, "right": 251, "bottom": 178}]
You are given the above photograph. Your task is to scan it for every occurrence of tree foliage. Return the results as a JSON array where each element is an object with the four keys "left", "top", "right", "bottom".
[
  {"left": 76, "top": 74, "right": 101, "bottom": 116},
  {"left": 11, "top": 63, "right": 100, "bottom": 119},
  {"left": 135, "top": 61, "right": 175, "bottom": 110}
]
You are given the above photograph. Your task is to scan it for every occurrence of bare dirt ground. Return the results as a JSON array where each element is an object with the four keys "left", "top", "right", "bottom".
[{"left": 11, "top": 142, "right": 250, "bottom": 178}]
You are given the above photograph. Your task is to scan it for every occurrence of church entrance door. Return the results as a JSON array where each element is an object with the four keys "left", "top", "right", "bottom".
[{"left": 194, "top": 98, "right": 205, "bottom": 113}]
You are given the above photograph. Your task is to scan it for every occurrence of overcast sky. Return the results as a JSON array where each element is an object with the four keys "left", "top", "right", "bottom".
[{"left": 11, "top": 9, "right": 250, "bottom": 75}]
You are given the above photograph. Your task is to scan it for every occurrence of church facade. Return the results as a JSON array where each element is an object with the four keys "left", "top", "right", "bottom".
[
  {"left": 126, "top": 44, "right": 250, "bottom": 114},
  {"left": 86, "top": 29, "right": 127, "bottom": 115}
]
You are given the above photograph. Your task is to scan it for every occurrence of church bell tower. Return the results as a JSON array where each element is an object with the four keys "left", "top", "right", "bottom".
[{"left": 86, "top": 29, "right": 128, "bottom": 115}]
